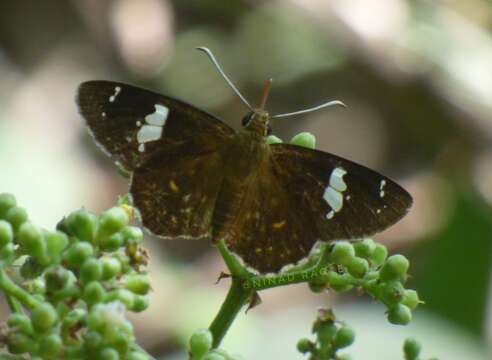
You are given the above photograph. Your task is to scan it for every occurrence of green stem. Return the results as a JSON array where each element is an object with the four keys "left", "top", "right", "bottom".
[
  {"left": 208, "top": 278, "right": 253, "bottom": 348},
  {"left": 5, "top": 293, "right": 23, "bottom": 313},
  {"left": 0, "top": 268, "right": 40, "bottom": 310}
]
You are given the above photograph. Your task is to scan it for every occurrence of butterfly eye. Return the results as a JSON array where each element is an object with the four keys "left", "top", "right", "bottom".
[{"left": 241, "top": 112, "right": 254, "bottom": 127}]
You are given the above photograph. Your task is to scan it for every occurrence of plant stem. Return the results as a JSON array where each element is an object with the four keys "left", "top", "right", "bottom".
[
  {"left": 208, "top": 278, "right": 253, "bottom": 348},
  {"left": 0, "top": 268, "right": 40, "bottom": 310}
]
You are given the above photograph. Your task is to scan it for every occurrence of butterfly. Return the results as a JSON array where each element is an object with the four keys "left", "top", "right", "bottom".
[{"left": 77, "top": 48, "right": 412, "bottom": 274}]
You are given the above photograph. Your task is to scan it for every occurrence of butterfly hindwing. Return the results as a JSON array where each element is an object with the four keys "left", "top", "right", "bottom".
[
  {"left": 77, "top": 81, "right": 235, "bottom": 171},
  {"left": 130, "top": 143, "right": 227, "bottom": 240},
  {"left": 212, "top": 144, "right": 319, "bottom": 273}
]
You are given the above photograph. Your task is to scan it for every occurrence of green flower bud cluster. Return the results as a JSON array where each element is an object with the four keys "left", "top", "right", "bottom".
[
  {"left": 0, "top": 193, "right": 28, "bottom": 266},
  {"left": 188, "top": 328, "right": 243, "bottom": 360},
  {"left": 307, "top": 239, "right": 422, "bottom": 325},
  {"left": 0, "top": 193, "right": 152, "bottom": 360},
  {"left": 296, "top": 309, "right": 354, "bottom": 360}
]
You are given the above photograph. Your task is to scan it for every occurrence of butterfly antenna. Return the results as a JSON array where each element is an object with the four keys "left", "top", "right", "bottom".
[
  {"left": 196, "top": 47, "right": 253, "bottom": 111},
  {"left": 258, "top": 78, "right": 273, "bottom": 109},
  {"left": 272, "top": 100, "right": 346, "bottom": 119}
]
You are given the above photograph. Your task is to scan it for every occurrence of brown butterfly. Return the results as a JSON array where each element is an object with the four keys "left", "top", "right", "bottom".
[{"left": 77, "top": 48, "right": 412, "bottom": 273}]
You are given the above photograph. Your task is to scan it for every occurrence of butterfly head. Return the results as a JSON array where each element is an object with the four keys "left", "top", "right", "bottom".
[{"left": 241, "top": 109, "right": 272, "bottom": 136}]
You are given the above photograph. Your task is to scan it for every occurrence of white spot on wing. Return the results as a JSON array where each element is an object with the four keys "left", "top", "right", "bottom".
[
  {"left": 109, "top": 86, "right": 121, "bottom": 102},
  {"left": 323, "top": 186, "right": 343, "bottom": 212},
  {"left": 329, "top": 168, "right": 347, "bottom": 192},
  {"left": 323, "top": 167, "right": 348, "bottom": 219},
  {"left": 135, "top": 103, "right": 169, "bottom": 152},
  {"left": 379, "top": 179, "right": 386, "bottom": 198},
  {"left": 145, "top": 104, "right": 169, "bottom": 126}
]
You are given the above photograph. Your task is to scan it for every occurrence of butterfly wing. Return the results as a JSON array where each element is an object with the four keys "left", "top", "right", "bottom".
[
  {"left": 271, "top": 143, "right": 412, "bottom": 241},
  {"left": 130, "top": 144, "right": 226, "bottom": 239},
  {"left": 77, "top": 80, "right": 235, "bottom": 171},
  {"left": 216, "top": 142, "right": 412, "bottom": 273},
  {"left": 77, "top": 80, "right": 235, "bottom": 239}
]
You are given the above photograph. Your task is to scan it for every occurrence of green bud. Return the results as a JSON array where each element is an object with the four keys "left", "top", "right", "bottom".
[
  {"left": 100, "top": 233, "right": 125, "bottom": 252},
  {"left": 346, "top": 257, "right": 369, "bottom": 278},
  {"left": 7, "top": 332, "right": 33, "bottom": 354},
  {"left": 45, "top": 267, "right": 72, "bottom": 293},
  {"left": 45, "top": 231, "right": 69, "bottom": 261},
  {"left": 105, "top": 289, "right": 135, "bottom": 309},
  {"left": 290, "top": 132, "right": 316, "bottom": 149},
  {"left": 84, "top": 330, "right": 103, "bottom": 350},
  {"left": 114, "top": 253, "right": 132, "bottom": 274},
  {"left": 101, "top": 257, "right": 122, "bottom": 280},
  {"left": 131, "top": 295, "right": 150, "bottom": 312},
  {"left": 124, "top": 274, "right": 151, "bottom": 295},
  {"left": 62, "top": 308, "right": 86, "bottom": 333},
  {"left": 0, "top": 193, "right": 16, "bottom": 218},
  {"left": 0, "top": 220, "right": 13, "bottom": 247},
  {"left": 126, "top": 352, "right": 149, "bottom": 360},
  {"left": 267, "top": 135, "right": 283, "bottom": 144},
  {"left": 32, "top": 303, "right": 58, "bottom": 332},
  {"left": 98, "top": 347, "right": 120, "bottom": 360},
  {"left": 18, "top": 222, "right": 47, "bottom": 262},
  {"left": 20, "top": 257, "right": 45, "bottom": 279},
  {"left": 25, "top": 278, "right": 46, "bottom": 297},
  {"left": 402, "top": 289, "right": 421, "bottom": 310},
  {"left": 353, "top": 239, "right": 375, "bottom": 259},
  {"left": 97, "top": 207, "right": 129, "bottom": 238},
  {"left": 111, "top": 330, "right": 131, "bottom": 354},
  {"left": 190, "top": 328, "right": 213, "bottom": 360},
  {"left": 4, "top": 206, "right": 28, "bottom": 231},
  {"left": 333, "top": 326, "right": 355, "bottom": 349},
  {"left": 380, "top": 255, "right": 409, "bottom": 282},
  {"left": 63, "top": 242, "right": 94, "bottom": 269},
  {"left": 80, "top": 258, "right": 103, "bottom": 284},
  {"left": 308, "top": 280, "right": 326, "bottom": 293},
  {"left": 65, "top": 208, "right": 98, "bottom": 243},
  {"left": 316, "top": 322, "right": 337, "bottom": 344},
  {"left": 121, "top": 226, "right": 143, "bottom": 244},
  {"left": 380, "top": 281, "right": 405, "bottom": 305},
  {"left": 8, "top": 313, "right": 33, "bottom": 335},
  {"left": 88, "top": 302, "right": 133, "bottom": 343},
  {"left": 39, "top": 333, "right": 63, "bottom": 358},
  {"left": 0, "top": 242, "right": 16, "bottom": 264},
  {"left": 326, "top": 271, "right": 353, "bottom": 292},
  {"left": 296, "top": 338, "right": 313, "bottom": 354},
  {"left": 330, "top": 242, "right": 355, "bottom": 266},
  {"left": 387, "top": 304, "right": 412, "bottom": 325},
  {"left": 83, "top": 281, "right": 106, "bottom": 305},
  {"left": 403, "top": 338, "right": 421, "bottom": 360},
  {"left": 371, "top": 243, "right": 388, "bottom": 266}
]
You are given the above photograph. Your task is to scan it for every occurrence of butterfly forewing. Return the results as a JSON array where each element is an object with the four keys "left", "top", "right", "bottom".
[
  {"left": 77, "top": 81, "right": 234, "bottom": 171},
  {"left": 271, "top": 143, "right": 412, "bottom": 242},
  {"left": 78, "top": 80, "right": 235, "bottom": 240}
]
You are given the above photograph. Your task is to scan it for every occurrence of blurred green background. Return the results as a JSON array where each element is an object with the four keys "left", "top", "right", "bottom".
[{"left": 0, "top": 1, "right": 491, "bottom": 359}]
